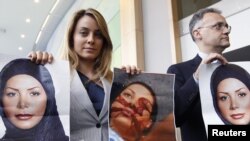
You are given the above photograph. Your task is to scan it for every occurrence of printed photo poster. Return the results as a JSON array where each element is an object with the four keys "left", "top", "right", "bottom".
[
  {"left": 199, "top": 62, "right": 250, "bottom": 134},
  {"left": 0, "top": 56, "right": 70, "bottom": 140},
  {"left": 109, "top": 68, "right": 176, "bottom": 141}
]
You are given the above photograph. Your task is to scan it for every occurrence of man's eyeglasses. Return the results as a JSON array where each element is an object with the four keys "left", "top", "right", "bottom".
[{"left": 197, "top": 22, "right": 231, "bottom": 33}]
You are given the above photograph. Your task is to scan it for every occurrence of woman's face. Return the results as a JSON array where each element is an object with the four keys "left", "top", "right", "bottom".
[
  {"left": 111, "top": 83, "right": 154, "bottom": 137},
  {"left": 3, "top": 74, "right": 47, "bottom": 129},
  {"left": 73, "top": 15, "right": 103, "bottom": 62},
  {"left": 217, "top": 78, "right": 250, "bottom": 125}
]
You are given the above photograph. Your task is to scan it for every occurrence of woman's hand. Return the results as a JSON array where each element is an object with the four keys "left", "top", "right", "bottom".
[
  {"left": 121, "top": 65, "right": 142, "bottom": 75},
  {"left": 28, "top": 51, "right": 53, "bottom": 64}
]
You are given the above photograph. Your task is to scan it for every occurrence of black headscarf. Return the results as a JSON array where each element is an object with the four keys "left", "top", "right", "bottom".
[
  {"left": 210, "top": 64, "right": 250, "bottom": 124},
  {"left": 0, "top": 59, "right": 68, "bottom": 141}
]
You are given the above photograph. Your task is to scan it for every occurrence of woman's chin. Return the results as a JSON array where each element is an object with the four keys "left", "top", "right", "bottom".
[
  {"left": 112, "top": 116, "right": 132, "bottom": 128},
  {"left": 230, "top": 119, "right": 249, "bottom": 125}
]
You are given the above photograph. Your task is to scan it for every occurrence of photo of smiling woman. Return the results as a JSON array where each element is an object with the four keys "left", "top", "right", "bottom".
[
  {"left": 0, "top": 59, "right": 69, "bottom": 141},
  {"left": 210, "top": 64, "right": 250, "bottom": 125}
]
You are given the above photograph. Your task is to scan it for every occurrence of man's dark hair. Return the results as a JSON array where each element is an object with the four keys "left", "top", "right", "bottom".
[{"left": 189, "top": 8, "right": 221, "bottom": 41}]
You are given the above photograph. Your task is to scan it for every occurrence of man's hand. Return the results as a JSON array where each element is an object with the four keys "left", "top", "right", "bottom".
[{"left": 194, "top": 53, "right": 228, "bottom": 80}]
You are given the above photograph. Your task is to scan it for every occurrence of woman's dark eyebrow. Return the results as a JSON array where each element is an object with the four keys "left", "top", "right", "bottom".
[
  {"left": 126, "top": 87, "right": 135, "bottom": 95},
  {"left": 80, "top": 27, "right": 88, "bottom": 30},
  {"left": 27, "top": 86, "right": 40, "bottom": 90},
  {"left": 5, "top": 87, "right": 19, "bottom": 91},
  {"left": 218, "top": 87, "right": 245, "bottom": 94},
  {"left": 79, "top": 27, "right": 100, "bottom": 32},
  {"left": 235, "top": 87, "right": 246, "bottom": 93},
  {"left": 218, "top": 91, "right": 229, "bottom": 95},
  {"left": 5, "top": 86, "right": 40, "bottom": 91}
]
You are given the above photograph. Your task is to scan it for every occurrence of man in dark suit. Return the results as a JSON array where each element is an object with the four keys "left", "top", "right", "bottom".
[{"left": 167, "top": 8, "right": 230, "bottom": 141}]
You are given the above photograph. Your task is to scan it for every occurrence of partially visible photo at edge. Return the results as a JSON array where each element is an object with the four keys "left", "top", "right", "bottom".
[
  {"left": 199, "top": 62, "right": 250, "bottom": 131},
  {"left": 0, "top": 57, "right": 70, "bottom": 141},
  {"left": 109, "top": 68, "right": 176, "bottom": 141}
]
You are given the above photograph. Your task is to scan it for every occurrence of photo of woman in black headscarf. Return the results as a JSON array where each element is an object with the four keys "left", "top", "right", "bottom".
[
  {"left": 0, "top": 58, "right": 69, "bottom": 141},
  {"left": 109, "top": 68, "right": 176, "bottom": 141},
  {"left": 210, "top": 64, "right": 250, "bottom": 125},
  {"left": 110, "top": 81, "right": 158, "bottom": 141}
]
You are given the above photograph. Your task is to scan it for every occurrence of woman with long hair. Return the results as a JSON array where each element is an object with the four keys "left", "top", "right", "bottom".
[{"left": 59, "top": 8, "right": 140, "bottom": 141}]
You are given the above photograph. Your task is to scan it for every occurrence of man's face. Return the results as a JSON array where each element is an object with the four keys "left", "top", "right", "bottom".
[{"left": 195, "top": 13, "right": 231, "bottom": 52}]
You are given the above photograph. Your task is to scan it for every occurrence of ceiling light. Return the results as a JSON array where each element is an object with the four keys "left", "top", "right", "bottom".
[
  {"left": 20, "top": 34, "right": 25, "bottom": 38},
  {"left": 35, "top": 31, "right": 42, "bottom": 44},
  {"left": 41, "top": 15, "right": 50, "bottom": 29},
  {"left": 50, "top": 0, "right": 60, "bottom": 13},
  {"left": 26, "top": 18, "right": 31, "bottom": 23},
  {"left": 34, "top": 0, "right": 60, "bottom": 45},
  {"left": 18, "top": 46, "right": 23, "bottom": 51},
  {"left": 34, "top": 0, "right": 40, "bottom": 3}
]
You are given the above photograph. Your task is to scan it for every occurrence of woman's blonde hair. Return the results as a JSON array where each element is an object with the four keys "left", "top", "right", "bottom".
[{"left": 60, "top": 8, "right": 113, "bottom": 82}]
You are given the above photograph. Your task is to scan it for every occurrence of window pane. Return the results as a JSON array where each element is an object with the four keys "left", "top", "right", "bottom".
[{"left": 176, "top": 0, "right": 221, "bottom": 20}]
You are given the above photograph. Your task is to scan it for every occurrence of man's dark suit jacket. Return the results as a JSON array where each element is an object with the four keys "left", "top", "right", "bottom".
[{"left": 167, "top": 55, "right": 207, "bottom": 141}]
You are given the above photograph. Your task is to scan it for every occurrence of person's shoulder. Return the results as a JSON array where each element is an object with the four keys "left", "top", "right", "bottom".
[
  {"left": 167, "top": 56, "right": 198, "bottom": 73},
  {"left": 169, "top": 58, "right": 195, "bottom": 68}
]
